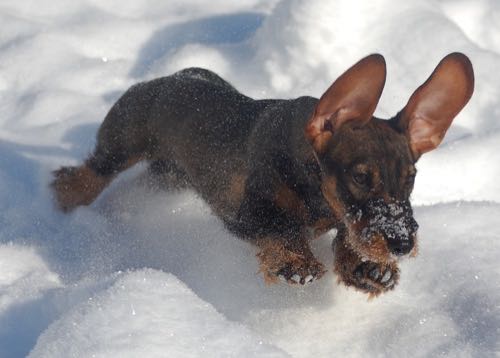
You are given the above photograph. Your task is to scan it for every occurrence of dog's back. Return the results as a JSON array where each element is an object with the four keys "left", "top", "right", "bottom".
[{"left": 52, "top": 68, "right": 287, "bottom": 221}]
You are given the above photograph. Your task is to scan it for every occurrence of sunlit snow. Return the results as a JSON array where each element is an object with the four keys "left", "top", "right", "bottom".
[{"left": 1, "top": 0, "right": 499, "bottom": 357}]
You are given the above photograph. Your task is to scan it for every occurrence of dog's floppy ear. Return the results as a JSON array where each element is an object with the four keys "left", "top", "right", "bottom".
[
  {"left": 398, "top": 52, "right": 474, "bottom": 160},
  {"left": 305, "top": 54, "right": 386, "bottom": 153}
]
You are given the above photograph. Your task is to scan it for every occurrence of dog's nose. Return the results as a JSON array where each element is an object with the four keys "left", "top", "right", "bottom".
[{"left": 387, "top": 238, "right": 414, "bottom": 256}]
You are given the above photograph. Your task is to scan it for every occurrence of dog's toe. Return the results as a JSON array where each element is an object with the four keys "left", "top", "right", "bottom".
[
  {"left": 349, "top": 261, "right": 399, "bottom": 295},
  {"left": 333, "top": 239, "right": 400, "bottom": 296},
  {"left": 368, "top": 265, "right": 380, "bottom": 280},
  {"left": 380, "top": 268, "right": 392, "bottom": 283},
  {"left": 276, "top": 260, "right": 326, "bottom": 285},
  {"left": 257, "top": 238, "right": 326, "bottom": 285}
]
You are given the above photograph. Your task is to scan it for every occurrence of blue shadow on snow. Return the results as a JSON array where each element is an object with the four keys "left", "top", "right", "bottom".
[{"left": 129, "top": 12, "right": 264, "bottom": 78}]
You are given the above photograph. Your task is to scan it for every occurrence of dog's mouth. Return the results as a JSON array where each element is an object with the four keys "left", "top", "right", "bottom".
[{"left": 342, "top": 199, "right": 419, "bottom": 263}]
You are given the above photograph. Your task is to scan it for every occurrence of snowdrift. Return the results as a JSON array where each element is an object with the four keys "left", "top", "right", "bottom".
[{"left": 0, "top": 0, "right": 499, "bottom": 356}]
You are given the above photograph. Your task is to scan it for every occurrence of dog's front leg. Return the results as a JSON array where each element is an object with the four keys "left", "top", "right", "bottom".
[
  {"left": 255, "top": 236, "right": 326, "bottom": 285},
  {"left": 332, "top": 233, "right": 399, "bottom": 297}
]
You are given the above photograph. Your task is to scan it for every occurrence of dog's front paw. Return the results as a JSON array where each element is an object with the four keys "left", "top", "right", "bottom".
[
  {"left": 275, "top": 256, "right": 326, "bottom": 285},
  {"left": 333, "top": 239, "right": 399, "bottom": 297},
  {"left": 349, "top": 261, "right": 399, "bottom": 296},
  {"left": 256, "top": 238, "right": 326, "bottom": 285}
]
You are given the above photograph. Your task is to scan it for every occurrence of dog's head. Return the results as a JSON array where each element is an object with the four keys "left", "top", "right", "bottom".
[{"left": 305, "top": 53, "right": 474, "bottom": 263}]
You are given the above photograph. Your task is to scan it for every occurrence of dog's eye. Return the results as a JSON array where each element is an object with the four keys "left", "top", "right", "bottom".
[{"left": 352, "top": 172, "right": 370, "bottom": 187}]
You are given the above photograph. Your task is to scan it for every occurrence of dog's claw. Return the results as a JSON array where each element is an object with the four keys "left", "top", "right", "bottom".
[
  {"left": 274, "top": 261, "right": 326, "bottom": 286},
  {"left": 369, "top": 267, "right": 380, "bottom": 280},
  {"left": 380, "top": 269, "right": 392, "bottom": 284},
  {"left": 257, "top": 241, "right": 326, "bottom": 286},
  {"left": 354, "top": 266, "right": 363, "bottom": 279},
  {"left": 339, "top": 260, "right": 400, "bottom": 296},
  {"left": 385, "top": 278, "right": 395, "bottom": 288}
]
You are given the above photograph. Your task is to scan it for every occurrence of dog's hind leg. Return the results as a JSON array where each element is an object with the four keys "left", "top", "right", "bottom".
[
  {"left": 51, "top": 153, "right": 144, "bottom": 213},
  {"left": 52, "top": 163, "right": 112, "bottom": 213},
  {"left": 144, "top": 159, "right": 191, "bottom": 191},
  {"left": 51, "top": 140, "right": 146, "bottom": 212},
  {"left": 51, "top": 84, "right": 156, "bottom": 212}
]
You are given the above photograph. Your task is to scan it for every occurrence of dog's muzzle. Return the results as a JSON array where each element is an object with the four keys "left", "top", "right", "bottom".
[{"left": 361, "top": 199, "right": 419, "bottom": 256}]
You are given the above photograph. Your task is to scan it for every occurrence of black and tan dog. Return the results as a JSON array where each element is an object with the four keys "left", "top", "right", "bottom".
[{"left": 52, "top": 53, "right": 474, "bottom": 296}]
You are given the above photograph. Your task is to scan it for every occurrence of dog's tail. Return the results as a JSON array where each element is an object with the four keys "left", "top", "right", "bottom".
[{"left": 51, "top": 164, "right": 112, "bottom": 212}]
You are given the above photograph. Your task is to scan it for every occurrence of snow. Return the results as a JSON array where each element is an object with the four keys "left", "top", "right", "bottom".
[
  {"left": 29, "top": 270, "right": 286, "bottom": 358},
  {"left": 0, "top": 0, "right": 499, "bottom": 357}
]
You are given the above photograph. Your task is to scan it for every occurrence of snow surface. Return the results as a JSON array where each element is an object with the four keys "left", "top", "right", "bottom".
[{"left": 0, "top": 0, "right": 500, "bottom": 357}]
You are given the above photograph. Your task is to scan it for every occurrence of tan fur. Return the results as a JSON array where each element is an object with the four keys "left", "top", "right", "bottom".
[
  {"left": 333, "top": 238, "right": 400, "bottom": 298},
  {"left": 348, "top": 223, "right": 392, "bottom": 264},
  {"left": 308, "top": 131, "right": 333, "bottom": 154},
  {"left": 52, "top": 155, "right": 143, "bottom": 212},
  {"left": 274, "top": 185, "right": 308, "bottom": 220},
  {"left": 226, "top": 174, "right": 247, "bottom": 208},
  {"left": 51, "top": 165, "right": 113, "bottom": 212},
  {"left": 309, "top": 217, "right": 338, "bottom": 238},
  {"left": 255, "top": 237, "right": 325, "bottom": 285},
  {"left": 409, "top": 238, "right": 419, "bottom": 258},
  {"left": 320, "top": 176, "right": 346, "bottom": 220}
]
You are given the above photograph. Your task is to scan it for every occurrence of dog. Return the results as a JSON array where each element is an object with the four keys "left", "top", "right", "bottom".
[{"left": 52, "top": 52, "right": 474, "bottom": 296}]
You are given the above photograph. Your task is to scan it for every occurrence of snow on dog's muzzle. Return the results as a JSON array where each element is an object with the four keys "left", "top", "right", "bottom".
[{"left": 361, "top": 199, "right": 419, "bottom": 256}]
